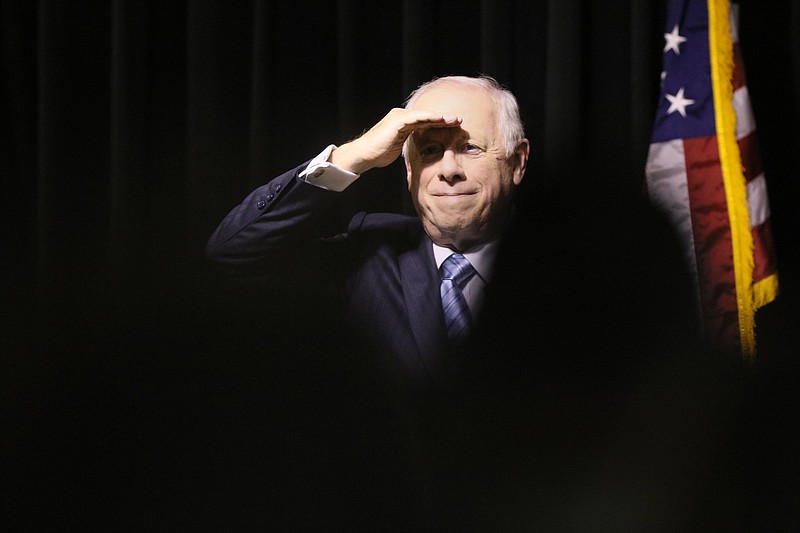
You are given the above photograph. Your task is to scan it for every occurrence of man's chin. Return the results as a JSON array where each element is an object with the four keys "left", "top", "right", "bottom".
[{"left": 424, "top": 219, "right": 484, "bottom": 249}]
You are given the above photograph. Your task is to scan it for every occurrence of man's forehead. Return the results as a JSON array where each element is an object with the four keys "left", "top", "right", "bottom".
[{"left": 415, "top": 126, "right": 469, "bottom": 142}]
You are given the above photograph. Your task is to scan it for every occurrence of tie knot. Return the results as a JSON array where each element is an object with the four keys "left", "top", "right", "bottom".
[{"left": 440, "top": 253, "right": 476, "bottom": 288}]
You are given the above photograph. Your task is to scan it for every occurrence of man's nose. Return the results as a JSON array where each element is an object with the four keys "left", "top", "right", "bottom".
[{"left": 437, "top": 149, "right": 463, "bottom": 182}]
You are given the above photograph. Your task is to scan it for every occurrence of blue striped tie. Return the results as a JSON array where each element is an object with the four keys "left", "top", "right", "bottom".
[{"left": 439, "top": 253, "right": 477, "bottom": 342}]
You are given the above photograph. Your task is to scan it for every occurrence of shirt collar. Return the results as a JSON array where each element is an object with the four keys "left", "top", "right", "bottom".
[{"left": 433, "top": 239, "right": 499, "bottom": 283}]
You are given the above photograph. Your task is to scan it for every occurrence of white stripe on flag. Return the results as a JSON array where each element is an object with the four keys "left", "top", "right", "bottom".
[
  {"left": 645, "top": 139, "right": 699, "bottom": 281},
  {"left": 733, "top": 86, "right": 756, "bottom": 139},
  {"left": 747, "top": 173, "right": 770, "bottom": 227}
]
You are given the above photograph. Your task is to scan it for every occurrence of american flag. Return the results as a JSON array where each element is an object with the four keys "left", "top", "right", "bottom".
[{"left": 645, "top": 0, "right": 779, "bottom": 358}]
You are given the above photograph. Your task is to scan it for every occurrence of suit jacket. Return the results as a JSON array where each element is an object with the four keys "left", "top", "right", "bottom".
[{"left": 206, "top": 159, "right": 478, "bottom": 383}]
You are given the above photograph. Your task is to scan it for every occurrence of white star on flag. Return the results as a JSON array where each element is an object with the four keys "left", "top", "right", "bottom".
[
  {"left": 665, "top": 87, "right": 695, "bottom": 117},
  {"left": 664, "top": 24, "right": 687, "bottom": 54}
]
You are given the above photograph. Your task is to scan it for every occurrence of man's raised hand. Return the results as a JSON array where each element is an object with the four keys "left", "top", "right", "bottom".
[{"left": 330, "top": 108, "right": 461, "bottom": 175}]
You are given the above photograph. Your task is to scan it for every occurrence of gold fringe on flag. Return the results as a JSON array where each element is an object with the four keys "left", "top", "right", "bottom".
[{"left": 707, "top": 0, "right": 757, "bottom": 359}]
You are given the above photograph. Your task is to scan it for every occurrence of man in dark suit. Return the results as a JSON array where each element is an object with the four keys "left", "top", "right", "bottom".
[{"left": 205, "top": 75, "right": 529, "bottom": 384}]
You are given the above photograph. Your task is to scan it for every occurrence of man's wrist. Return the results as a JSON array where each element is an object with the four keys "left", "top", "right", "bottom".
[
  {"left": 329, "top": 142, "right": 368, "bottom": 175},
  {"left": 299, "top": 145, "right": 359, "bottom": 192}
]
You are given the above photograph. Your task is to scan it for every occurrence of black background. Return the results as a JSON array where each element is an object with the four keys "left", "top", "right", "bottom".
[{"left": 2, "top": 1, "right": 799, "bottom": 530}]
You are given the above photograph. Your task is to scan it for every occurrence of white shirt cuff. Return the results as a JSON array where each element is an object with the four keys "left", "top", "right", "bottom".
[{"left": 299, "top": 144, "right": 360, "bottom": 192}]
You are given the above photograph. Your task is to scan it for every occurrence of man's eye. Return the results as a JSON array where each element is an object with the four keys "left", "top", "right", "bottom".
[
  {"left": 420, "top": 145, "right": 441, "bottom": 156},
  {"left": 462, "top": 143, "right": 481, "bottom": 154}
]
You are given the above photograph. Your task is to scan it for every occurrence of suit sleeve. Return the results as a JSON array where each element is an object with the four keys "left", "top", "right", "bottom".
[{"left": 204, "top": 160, "right": 351, "bottom": 275}]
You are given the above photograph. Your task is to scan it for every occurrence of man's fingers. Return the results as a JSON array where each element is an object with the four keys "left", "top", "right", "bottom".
[{"left": 398, "top": 111, "right": 462, "bottom": 132}]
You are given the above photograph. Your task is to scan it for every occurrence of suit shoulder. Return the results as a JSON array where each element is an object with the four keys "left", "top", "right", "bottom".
[
  {"left": 352, "top": 212, "right": 423, "bottom": 237},
  {"left": 347, "top": 212, "right": 426, "bottom": 256}
]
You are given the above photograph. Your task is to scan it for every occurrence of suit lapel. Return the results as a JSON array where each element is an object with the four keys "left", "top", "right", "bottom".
[{"left": 399, "top": 235, "right": 447, "bottom": 374}]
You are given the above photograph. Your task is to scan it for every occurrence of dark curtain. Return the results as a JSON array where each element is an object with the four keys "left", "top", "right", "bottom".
[{"left": 3, "top": 1, "right": 800, "bottom": 530}]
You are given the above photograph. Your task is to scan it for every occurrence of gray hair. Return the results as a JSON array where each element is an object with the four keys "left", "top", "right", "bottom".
[{"left": 402, "top": 75, "right": 525, "bottom": 158}]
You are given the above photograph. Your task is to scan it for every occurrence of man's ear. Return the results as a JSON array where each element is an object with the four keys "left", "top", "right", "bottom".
[
  {"left": 405, "top": 157, "right": 413, "bottom": 191},
  {"left": 512, "top": 139, "right": 530, "bottom": 186}
]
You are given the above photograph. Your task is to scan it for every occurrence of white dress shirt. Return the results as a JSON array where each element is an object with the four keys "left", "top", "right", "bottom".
[{"left": 298, "top": 144, "right": 360, "bottom": 191}]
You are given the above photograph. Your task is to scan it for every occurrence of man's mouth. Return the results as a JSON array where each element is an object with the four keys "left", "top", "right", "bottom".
[{"left": 432, "top": 191, "right": 477, "bottom": 197}]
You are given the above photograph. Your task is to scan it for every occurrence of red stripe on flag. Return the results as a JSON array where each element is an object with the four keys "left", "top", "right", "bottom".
[
  {"left": 738, "top": 132, "right": 763, "bottom": 183},
  {"left": 732, "top": 42, "right": 746, "bottom": 91},
  {"left": 752, "top": 220, "right": 778, "bottom": 282},
  {"left": 683, "top": 135, "right": 740, "bottom": 353}
]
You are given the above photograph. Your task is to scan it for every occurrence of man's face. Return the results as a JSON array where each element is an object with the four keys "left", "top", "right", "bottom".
[{"left": 405, "top": 83, "right": 528, "bottom": 252}]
